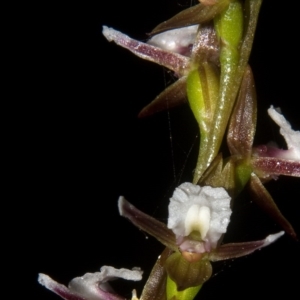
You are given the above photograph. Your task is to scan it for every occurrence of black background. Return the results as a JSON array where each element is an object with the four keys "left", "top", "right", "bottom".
[{"left": 22, "top": 1, "right": 300, "bottom": 299}]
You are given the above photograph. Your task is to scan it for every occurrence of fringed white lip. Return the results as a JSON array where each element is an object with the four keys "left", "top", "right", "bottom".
[{"left": 168, "top": 182, "right": 231, "bottom": 252}]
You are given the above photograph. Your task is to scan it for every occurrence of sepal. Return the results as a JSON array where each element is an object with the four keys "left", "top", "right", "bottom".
[
  {"left": 138, "top": 76, "right": 187, "bottom": 118},
  {"left": 251, "top": 106, "right": 300, "bottom": 178},
  {"left": 251, "top": 156, "right": 300, "bottom": 178},
  {"left": 150, "top": 1, "right": 231, "bottom": 35},
  {"left": 118, "top": 196, "right": 177, "bottom": 251},
  {"left": 268, "top": 106, "right": 300, "bottom": 160},
  {"left": 102, "top": 26, "right": 189, "bottom": 76},
  {"left": 208, "top": 231, "right": 284, "bottom": 261},
  {"left": 227, "top": 65, "right": 257, "bottom": 157},
  {"left": 248, "top": 173, "right": 297, "bottom": 239}
]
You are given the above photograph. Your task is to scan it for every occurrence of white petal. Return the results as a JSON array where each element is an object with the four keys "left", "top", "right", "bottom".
[
  {"left": 262, "top": 231, "right": 285, "bottom": 247},
  {"left": 148, "top": 25, "right": 198, "bottom": 55},
  {"left": 268, "top": 106, "right": 300, "bottom": 160},
  {"left": 38, "top": 273, "right": 64, "bottom": 292},
  {"left": 69, "top": 266, "right": 142, "bottom": 300}
]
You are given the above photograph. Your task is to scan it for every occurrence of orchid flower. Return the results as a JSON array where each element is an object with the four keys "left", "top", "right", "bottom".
[
  {"left": 168, "top": 183, "right": 232, "bottom": 254},
  {"left": 119, "top": 182, "right": 284, "bottom": 296},
  {"left": 38, "top": 266, "right": 143, "bottom": 300}
]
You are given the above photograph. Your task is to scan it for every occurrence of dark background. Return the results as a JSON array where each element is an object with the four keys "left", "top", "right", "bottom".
[{"left": 23, "top": 1, "right": 299, "bottom": 299}]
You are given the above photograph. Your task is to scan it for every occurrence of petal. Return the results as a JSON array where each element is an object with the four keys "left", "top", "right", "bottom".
[
  {"left": 69, "top": 267, "right": 142, "bottom": 300},
  {"left": 38, "top": 274, "right": 85, "bottom": 300},
  {"left": 148, "top": 25, "right": 198, "bottom": 56},
  {"left": 251, "top": 156, "right": 300, "bottom": 178},
  {"left": 268, "top": 106, "right": 300, "bottom": 160},
  {"left": 208, "top": 231, "right": 284, "bottom": 261},
  {"left": 102, "top": 26, "right": 190, "bottom": 76},
  {"left": 38, "top": 267, "right": 142, "bottom": 300},
  {"left": 118, "top": 196, "right": 177, "bottom": 251}
]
